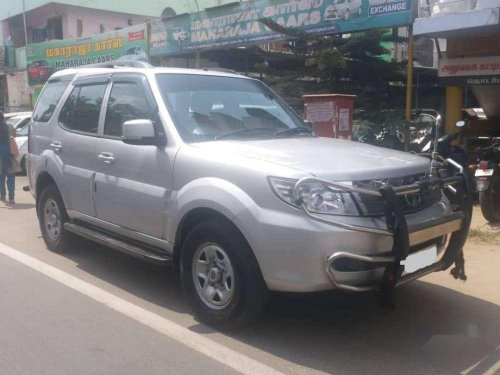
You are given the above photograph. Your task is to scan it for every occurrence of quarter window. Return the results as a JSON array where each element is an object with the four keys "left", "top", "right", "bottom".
[
  {"left": 33, "top": 80, "right": 70, "bottom": 122},
  {"left": 59, "top": 84, "right": 106, "bottom": 134},
  {"left": 104, "top": 82, "right": 151, "bottom": 137}
]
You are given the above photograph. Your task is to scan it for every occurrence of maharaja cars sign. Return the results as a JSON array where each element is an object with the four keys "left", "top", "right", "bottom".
[
  {"left": 150, "top": 0, "right": 415, "bottom": 56},
  {"left": 26, "top": 24, "right": 148, "bottom": 87},
  {"left": 439, "top": 56, "right": 500, "bottom": 85}
]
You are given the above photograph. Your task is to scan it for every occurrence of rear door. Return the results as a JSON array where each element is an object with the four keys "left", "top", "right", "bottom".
[
  {"left": 93, "top": 73, "right": 172, "bottom": 239},
  {"left": 55, "top": 76, "right": 109, "bottom": 217},
  {"left": 29, "top": 78, "right": 71, "bottom": 193}
]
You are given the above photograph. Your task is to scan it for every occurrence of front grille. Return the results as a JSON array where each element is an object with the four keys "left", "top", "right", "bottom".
[{"left": 353, "top": 174, "right": 442, "bottom": 216}]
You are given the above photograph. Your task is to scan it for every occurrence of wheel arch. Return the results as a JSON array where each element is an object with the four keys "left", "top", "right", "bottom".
[{"left": 35, "top": 172, "right": 62, "bottom": 218}]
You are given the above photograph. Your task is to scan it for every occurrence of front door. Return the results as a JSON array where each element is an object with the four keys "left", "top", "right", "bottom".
[{"left": 93, "top": 75, "right": 172, "bottom": 239}]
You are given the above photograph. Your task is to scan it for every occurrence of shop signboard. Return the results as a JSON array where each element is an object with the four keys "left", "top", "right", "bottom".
[
  {"left": 26, "top": 24, "right": 149, "bottom": 87},
  {"left": 439, "top": 56, "right": 500, "bottom": 86},
  {"left": 150, "top": 0, "right": 415, "bottom": 56}
]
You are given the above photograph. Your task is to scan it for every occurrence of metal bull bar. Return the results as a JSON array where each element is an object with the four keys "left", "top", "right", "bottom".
[{"left": 292, "top": 158, "right": 473, "bottom": 299}]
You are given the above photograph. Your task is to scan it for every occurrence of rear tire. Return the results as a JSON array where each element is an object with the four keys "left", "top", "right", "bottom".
[
  {"left": 38, "top": 184, "right": 74, "bottom": 253},
  {"left": 479, "top": 175, "right": 500, "bottom": 223},
  {"left": 479, "top": 190, "right": 500, "bottom": 223},
  {"left": 180, "top": 220, "right": 268, "bottom": 330}
]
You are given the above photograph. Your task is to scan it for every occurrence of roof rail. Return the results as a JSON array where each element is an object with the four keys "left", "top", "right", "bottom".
[
  {"left": 83, "top": 61, "right": 153, "bottom": 69},
  {"left": 202, "top": 67, "right": 240, "bottom": 75}
]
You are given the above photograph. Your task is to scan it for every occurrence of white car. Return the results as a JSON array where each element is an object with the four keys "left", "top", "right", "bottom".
[
  {"left": 15, "top": 122, "right": 29, "bottom": 174},
  {"left": 4, "top": 111, "right": 32, "bottom": 120},
  {"left": 324, "top": 0, "right": 362, "bottom": 20},
  {"left": 6, "top": 114, "right": 31, "bottom": 174},
  {"left": 116, "top": 46, "right": 148, "bottom": 62},
  {"left": 6, "top": 113, "right": 32, "bottom": 130}
]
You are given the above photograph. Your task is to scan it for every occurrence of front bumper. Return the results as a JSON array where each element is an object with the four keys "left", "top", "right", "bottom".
[
  {"left": 325, "top": 212, "right": 463, "bottom": 292},
  {"left": 294, "top": 159, "right": 471, "bottom": 293}
]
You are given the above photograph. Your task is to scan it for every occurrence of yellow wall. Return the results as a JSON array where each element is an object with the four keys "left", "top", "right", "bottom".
[{"left": 445, "top": 86, "right": 463, "bottom": 134}]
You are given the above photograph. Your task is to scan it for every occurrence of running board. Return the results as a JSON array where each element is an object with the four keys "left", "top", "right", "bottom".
[{"left": 64, "top": 223, "right": 172, "bottom": 266}]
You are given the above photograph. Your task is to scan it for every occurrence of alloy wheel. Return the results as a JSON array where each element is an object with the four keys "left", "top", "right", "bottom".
[
  {"left": 44, "top": 198, "right": 62, "bottom": 241},
  {"left": 192, "top": 243, "right": 235, "bottom": 310}
]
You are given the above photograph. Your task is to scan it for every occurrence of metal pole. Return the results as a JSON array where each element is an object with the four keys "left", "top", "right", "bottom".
[
  {"left": 415, "top": 72, "right": 419, "bottom": 109},
  {"left": 404, "top": 25, "right": 415, "bottom": 152},
  {"left": 195, "top": 50, "right": 200, "bottom": 69},
  {"left": 22, "top": 0, "right": 29, "bottom": 46}
]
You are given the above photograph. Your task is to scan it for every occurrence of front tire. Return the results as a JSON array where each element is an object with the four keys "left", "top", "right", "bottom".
[
  {"left": 180, "top": 220, "right": 268, "bottom": 330},
  {"left": 38, "top": 184, "right": 74, "bottom": 253}
]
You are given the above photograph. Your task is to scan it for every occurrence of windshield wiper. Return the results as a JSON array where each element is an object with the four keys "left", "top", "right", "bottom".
[
  {"left": 215, "top": 127, "right": 273, "bottom": 140},
  {"left": 274, "top": 127, "right": 313, "bottom": 137}
]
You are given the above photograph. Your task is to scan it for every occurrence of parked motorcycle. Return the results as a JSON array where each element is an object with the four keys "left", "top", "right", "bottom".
[
  {"left": 436, "top": 121, "right": 468, "bottom": 169},
  {"left": 472, "top": 132, "right": 500, "bottom": 223},
  {"left": 419, "top": 119, "right": 469, "bottom": 174}
]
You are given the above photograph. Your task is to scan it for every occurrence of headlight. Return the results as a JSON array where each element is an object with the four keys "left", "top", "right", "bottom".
[{"left": 268, "top": 177, "right": 359, "bottom": 216}]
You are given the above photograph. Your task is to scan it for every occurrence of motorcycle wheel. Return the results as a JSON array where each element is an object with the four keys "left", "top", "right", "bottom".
[{"left": 479, "top": 176, "right": 500, "bottom": 223}]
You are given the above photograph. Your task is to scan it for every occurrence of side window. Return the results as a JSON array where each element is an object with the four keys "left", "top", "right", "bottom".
[
  {"left": 59, "top": 87, "right": 79, "bottom": 128},
  {"left": 104, "top": 82, "right": 152, "bottom": 137},
  {"left": 32, "top": 81, "right": 70, "bottom": 122},
  {"left": 59, "top": 84, "right": 106, "bottom": 135}
]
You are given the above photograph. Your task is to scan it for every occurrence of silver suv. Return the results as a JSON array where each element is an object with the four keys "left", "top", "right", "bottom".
[{"left": 28, "top": 62, "right": 470, "bottom": 329}]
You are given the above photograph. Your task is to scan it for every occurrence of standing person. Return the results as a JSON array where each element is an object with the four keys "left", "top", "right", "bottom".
[{"left": 0, "top": 111, "right": 20, "bottom": 205}]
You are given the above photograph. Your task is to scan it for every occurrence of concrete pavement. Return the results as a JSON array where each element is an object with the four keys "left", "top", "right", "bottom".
[{"left": 0, "top": 176, "right": 499, "bottom": 374}]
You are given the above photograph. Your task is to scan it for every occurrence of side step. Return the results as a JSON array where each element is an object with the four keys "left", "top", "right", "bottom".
[{"left": 64, "top": 223, "right": 172, "bottom": 266}]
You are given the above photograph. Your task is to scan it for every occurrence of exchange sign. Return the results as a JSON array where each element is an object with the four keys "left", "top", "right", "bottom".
[
  {"left": 26, "top": 24, "right": 149, "bottom": 87},
  {"left": 150, "top": 0, "right": 414, "bottom": 56}
]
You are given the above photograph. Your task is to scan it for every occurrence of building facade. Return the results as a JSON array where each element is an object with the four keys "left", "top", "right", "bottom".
[
  {"left": 0, "top": 0, "right": 160, "bottom": 111},
  {"left": 414, "top": 0, "right": 500, "bottom": 132}
]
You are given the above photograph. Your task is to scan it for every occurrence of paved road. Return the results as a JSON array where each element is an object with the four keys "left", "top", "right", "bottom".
[
  {"left": 0, "top": 177, "right": 499, "bottom": 375},
  {"left": 0, "top": 253, "right": 236, "bottom": 375}
]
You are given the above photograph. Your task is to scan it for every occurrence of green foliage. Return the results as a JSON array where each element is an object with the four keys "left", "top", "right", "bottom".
[
  {"left": 341, "top": 29, "right": 392, "bottom": 61},
  {"left": 255, "top": 20, "right": 412, "bottom": 148}
]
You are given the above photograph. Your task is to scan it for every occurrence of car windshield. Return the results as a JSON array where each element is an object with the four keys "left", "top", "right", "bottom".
[{"left": 156, "top": 73, "right": 308, "bottom": 142}]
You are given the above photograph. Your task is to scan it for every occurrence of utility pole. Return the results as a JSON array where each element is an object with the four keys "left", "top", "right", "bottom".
[
  {"left": 22, "top": 0, "right": 29, "bottom": 46},
  {"left": 404, "top": 25, "right": 415, "bottom": 152}
]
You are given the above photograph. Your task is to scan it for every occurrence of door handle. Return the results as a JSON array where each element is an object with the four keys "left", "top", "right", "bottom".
[
  {"left": 98, "top": 152, "right": 115, "bottom": 164},
  {"left": 50, "top": 141, "right": 62, "bottom": 152}
]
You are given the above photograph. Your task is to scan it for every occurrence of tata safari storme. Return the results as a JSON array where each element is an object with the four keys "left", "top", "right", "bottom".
[{"left": 28, "top": 62, "right": 471, "bottom": 329}]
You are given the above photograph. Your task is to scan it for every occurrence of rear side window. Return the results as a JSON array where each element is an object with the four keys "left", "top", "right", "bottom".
[
  {"left": 59, "top": 84, "right": 106, "bottom": 135},
  {"left": 104, "top": 82, "right": 152, "bottom": 137},
  {"left": 33, "top": 81, "right": 70, "bottom": 122}
]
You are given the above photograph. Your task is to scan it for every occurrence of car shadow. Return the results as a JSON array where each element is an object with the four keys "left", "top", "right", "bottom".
[
  {"left": 216, "top": 283, "right": 500, "bottom": 374},
  {"left": 63, "top": 238, "right": 188, "bottom": 314},
  {"left": 62, "top": 240, "right": 500, "bottom": 374}
]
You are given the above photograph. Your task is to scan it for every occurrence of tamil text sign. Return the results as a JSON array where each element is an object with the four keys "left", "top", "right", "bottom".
[
  {"left": 26, "top": 24, "right": 148, "bottom": 87},
  {"left": 439, "top": 56, "right": 500, "bottom": 85},
  {"left": 150, "top": 0, "right": 414, "bottom": 56}
]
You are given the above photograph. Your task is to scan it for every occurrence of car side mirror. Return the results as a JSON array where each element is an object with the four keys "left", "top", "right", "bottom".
[{"left": 122, "top": 119, "right": 157, "bottom": 145}]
